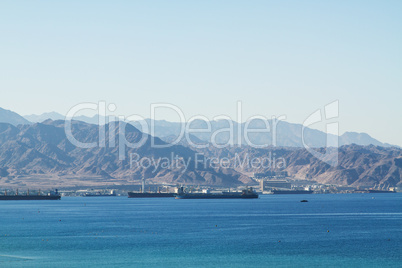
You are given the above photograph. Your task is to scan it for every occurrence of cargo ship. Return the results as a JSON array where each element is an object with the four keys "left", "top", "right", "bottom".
[
  {"left": 175, "top": 187, "right": 258, "bottom": 199},
  {"left": 367, "top": 189, "right": 396, "bottom": 194},
  {"left": 128, "top": 192, "right": 175, "bottom": 198},
  {"left": 269, "top": 189, "right": 314, "bottom": 194},
  {"left": 85, "top": 190, "right": 116, "bottom": 197},
  {"left": 353, "top": 189, "right": 397, "bottom": 194},
  {"left": 0, "top": 189, "right": 61, "bottom": 200},
  {"left": 85, "top": 193, "right": 116, "bottom": 197},
  {"left": 128, "top": 178, "right": 175, "bottom": 198}
]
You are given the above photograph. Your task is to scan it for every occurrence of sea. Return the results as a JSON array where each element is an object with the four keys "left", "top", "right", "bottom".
[{"left": 0, "top": 193, "right": 401, "bottom": 267}]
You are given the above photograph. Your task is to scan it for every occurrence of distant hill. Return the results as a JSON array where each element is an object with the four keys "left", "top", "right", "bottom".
[
  {"left": 24, "top": 112, "right": 105, "bottom": 125},
  {"left": 0, "top": 120, "right": 247, "bottom": 188},
  {"left": 0, "top": 120, "right": 400, "bottom": 188},
  {"left": 16, "top": 110, "right": 400, "bottom": 148},
  {"left": 1, "top": 108, "right": 399, "bottom": 188},
  {"left": 0, "top": 107, "right": 31, "bottom": 126},
  {"left": 286, "top": 144, "right": 402, "bottom": 187},
  {"left": 24, "top": 112, "right": 65, "bottom": 123},
  {"left": 339, "top": 132, "right": 389, "bottom": 147},
  {"left": 136, "top": 119, "right": 393, "bottom": 148},
  {"left": 195, "top": 144, "right": 402, "bottom": 188}
]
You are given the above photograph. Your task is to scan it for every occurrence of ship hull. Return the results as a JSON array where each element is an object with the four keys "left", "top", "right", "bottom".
[
  {"left": 175, "top": 193, "right": 258, "bottom": 199},
  {"left": 128, "top": 192, "right": 175, "bottom": 198},
  {"left": 270, "top": 190, "right": 313, "bottom": 194},
  {"left": 367, "top": 190, "right": 396, "bottom": 194},
  {"left": 0, "top": 195, "right": 61, "bottom": 200},
  {"left": 85, "top": 194, "right": 116, "bottom": 197}
]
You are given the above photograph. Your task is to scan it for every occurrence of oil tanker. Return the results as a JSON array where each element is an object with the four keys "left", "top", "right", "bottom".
[
  {"left": 367, "top": 189, "right": 396, "bottom": 193},
  {"left": 128, "top": 178, "right": 176, "bottom": 198},
  {"left": 175, "top": 187, "right": 258, "bottom": 199},
  {"left": 128, "top": 192, "right": 175, "bottom": 198},
  {"left": 269, "top": 189, "right": 313, "bottom": 194},
  {"left": 0, "top": 190, "right": 61, "bottom": 200},
  {"left": 85, "top": 190, "right": 116, "bottom": 197}
]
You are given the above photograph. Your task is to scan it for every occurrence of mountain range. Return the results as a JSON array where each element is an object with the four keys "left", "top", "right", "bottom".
[
  {"left": 0, "top": 120, "right": 246, "bottom": 188},
  {"left": 0, "top": 107, "right": 400, "bottom": 189},
  {"left": 19, "top": 111, "right": 395, "bottom": 148},
  {"left": 0, "top": 107, "right": 31, "bottom": 126},
  {"left": 196, "top": 144, "right": 402, "bottom": 188},
  {"left": 0, "top": 118, "right": 400, "bottom": 189}
]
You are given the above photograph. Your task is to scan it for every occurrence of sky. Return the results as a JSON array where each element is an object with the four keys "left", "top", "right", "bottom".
[{"left": 0, "top": 0, "right": 401, "bottom": 146}]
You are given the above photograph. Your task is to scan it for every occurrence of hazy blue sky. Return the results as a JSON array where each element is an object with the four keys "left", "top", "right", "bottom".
[{"left": 1, "top": 1, "right": 401, "bottom": 145}]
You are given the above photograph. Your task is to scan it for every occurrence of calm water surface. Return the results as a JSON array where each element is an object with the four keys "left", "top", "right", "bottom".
[{"left": 0, "top": 194, "right": 401, "bottom": 267}]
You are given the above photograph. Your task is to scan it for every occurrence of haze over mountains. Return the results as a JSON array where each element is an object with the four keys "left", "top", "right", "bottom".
[
  {"left": 20, "top": 110, "right": 395, "bottom": 148},
  {"left": 198, "top": 145, "right": 402, "bottom": 188},
  {"left": 0, "top": 120, "right": 247, "bottom": 188},
  {"left": 0, "top": 107, "right": 31, "bottom": 126},
  {"left": 0, "top": 116, "right": 400, "bottom": 188},
  {"left": 0, "top": 107, "right": 400, "bottom": 189}
]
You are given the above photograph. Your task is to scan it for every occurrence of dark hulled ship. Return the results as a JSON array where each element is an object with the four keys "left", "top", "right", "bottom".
[
  {"left": 174, "top": 187, "right": 258, "bottom": 199},
  {"left": 0, "top": 189, "right": 61, "bottom": 200},
  {"left": 128, "top": 192, "right": 175, "bottom": 198},
  {"left": 269, "top": 189, "right": 314, "bottom": 194}
]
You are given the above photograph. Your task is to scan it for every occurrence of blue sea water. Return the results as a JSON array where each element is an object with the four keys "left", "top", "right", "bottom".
[{"left": 0, "top": 194, "right": 401, "bottom": 267}]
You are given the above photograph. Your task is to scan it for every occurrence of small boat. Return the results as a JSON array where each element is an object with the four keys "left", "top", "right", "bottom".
[{"left": 300, "top": 200, "right": 308, "bottom": 202}]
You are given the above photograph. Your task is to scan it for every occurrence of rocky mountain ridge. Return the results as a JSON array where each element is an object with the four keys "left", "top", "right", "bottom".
[{"left": 0, "top": 120, "right": 400, "bottom": 188}]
